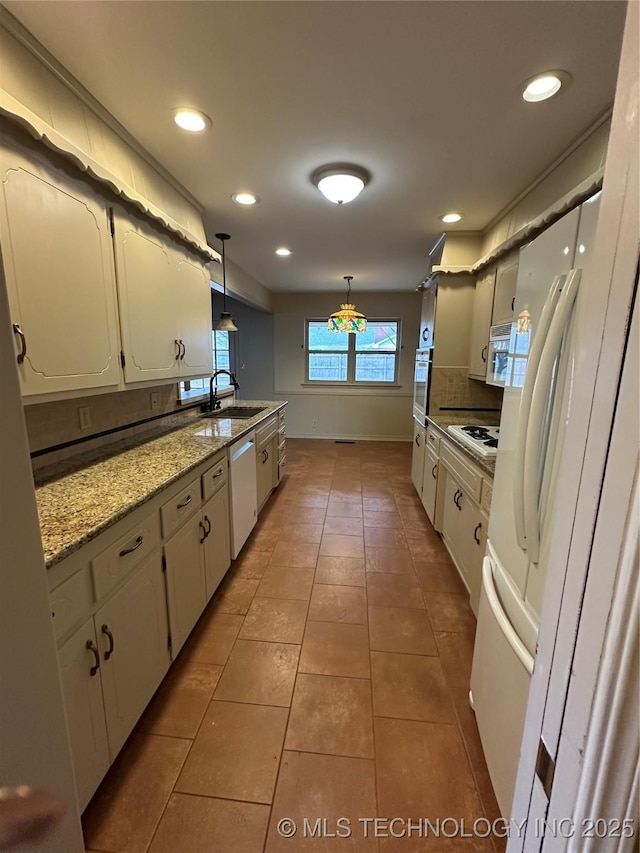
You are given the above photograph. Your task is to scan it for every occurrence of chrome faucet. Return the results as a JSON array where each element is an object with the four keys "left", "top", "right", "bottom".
[{"left": 207, "top": 370, "right": 240, "bottom": 411}]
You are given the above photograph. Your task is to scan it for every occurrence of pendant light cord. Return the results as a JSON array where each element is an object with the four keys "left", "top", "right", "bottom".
[
  {"left": 344, "top": 275, "right": 353, "bottom": 303},
  {"left": 216, "top": 232, "right": 231, "bottom": 313}
]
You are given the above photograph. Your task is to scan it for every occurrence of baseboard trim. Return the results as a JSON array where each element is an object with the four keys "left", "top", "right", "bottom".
[{"left": 286, "top": 433, "right": 412, "bottom": 442}]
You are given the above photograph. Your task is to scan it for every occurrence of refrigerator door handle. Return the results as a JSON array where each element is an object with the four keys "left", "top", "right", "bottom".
[
  {"left": 482, "top": 557, "right": 534, "bottom": 675},
  {"left": 523, "top": 269, "right": 582, "bottom": 565},
  {"left": 513, "top": 274, "right": 565, "bottom": 551}
]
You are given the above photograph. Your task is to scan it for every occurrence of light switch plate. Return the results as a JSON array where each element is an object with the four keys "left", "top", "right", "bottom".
[{"left": 78, "top": 406, "right": 91, "bottom": 430}]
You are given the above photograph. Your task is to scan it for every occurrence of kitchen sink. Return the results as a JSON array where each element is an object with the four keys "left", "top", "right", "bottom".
[{"left": 201, "top": 406, "right": 266, "bottom": 419}]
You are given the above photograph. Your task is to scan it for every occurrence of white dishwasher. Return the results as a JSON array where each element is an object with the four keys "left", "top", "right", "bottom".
[{"left": 229, "top": 432, "right": 258, "bottom": 559}]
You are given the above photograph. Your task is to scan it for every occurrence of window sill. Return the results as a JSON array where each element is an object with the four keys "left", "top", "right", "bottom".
[
  {"left": 301, "top": 382, "right": 403, "bottom": 388},
  {"left": 177, "top": 386, "right": 235, "bottom": 405}
]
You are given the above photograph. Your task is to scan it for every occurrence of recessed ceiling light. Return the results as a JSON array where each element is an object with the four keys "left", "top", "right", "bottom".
[
  {"left": 522, "top": 72, "right": 566, "bottom": 102},
  {"left": 275, "top": 247, "right": 292, "bottom": 257},
  {"left": 232, "top": 192, "right": 259, "bottom": 206},
  {"left": 441, "top": 212, "right": 462, "bottom": 223},
  {"left": 312, "top": 164, "right": 370, "bottom": 205},
  {"left": 173, "top": 109, "right": 211, "bottom": 132}
]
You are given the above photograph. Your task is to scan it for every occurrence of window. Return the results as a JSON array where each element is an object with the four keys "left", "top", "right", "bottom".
[
  {"left": 306, "top": 320, "right": 400, "bottom": 383},
  {"left": 178, "top": 330, "right": 233, "bottom": 402}
]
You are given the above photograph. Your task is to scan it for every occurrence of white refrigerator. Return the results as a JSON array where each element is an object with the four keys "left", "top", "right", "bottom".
[{"left": 470, "top": 193, "right": 602, "bottom": 817}]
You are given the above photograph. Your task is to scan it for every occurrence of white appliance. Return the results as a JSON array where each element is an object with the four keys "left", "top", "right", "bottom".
[
  {"left": 229, "top": 432, "right": 258, "bottom": 559},
  {"left": 447, "top": 425, "right": 500, "bottom": 457},
  {"left": 413, "top": 348, "right": 433, "bottom": 422},
  {"left": 470, "top": 193, "right": 602, "bottom": 817}
]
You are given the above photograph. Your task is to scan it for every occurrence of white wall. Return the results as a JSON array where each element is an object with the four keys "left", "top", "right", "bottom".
[
  {"left": 273, "top": 291, "right": 419, "bottom": 440},
  {"left": 218, "top": 295, "right": 275, "bottom": 401},
  {"left": 210, "top": 257, "right": 273, "bottom": 313}
]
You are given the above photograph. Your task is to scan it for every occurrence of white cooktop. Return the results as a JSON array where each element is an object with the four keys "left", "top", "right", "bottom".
[{"left": 447, "top": 425, "right": 500, "bottom": 457}]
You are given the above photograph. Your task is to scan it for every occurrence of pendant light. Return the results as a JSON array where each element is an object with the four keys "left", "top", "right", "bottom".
[
  {"left": 328, "top": 276, "right": 367, "bottom": 333},
  {"left": 214, "top": 232, "right": 238, "bottom": 332}
]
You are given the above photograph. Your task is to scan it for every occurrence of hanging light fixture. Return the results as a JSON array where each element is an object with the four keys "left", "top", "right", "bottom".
[
  {"left": 214, "top": 232, "right": 238, "bottom": 332},
  {"left": 328, "top": 276, "right": 367, "bottom": 333}
]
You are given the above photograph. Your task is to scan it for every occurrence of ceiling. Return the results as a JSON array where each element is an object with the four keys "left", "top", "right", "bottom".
[{"left": 3, "top": 1, "right": 627, "bottom": 293}]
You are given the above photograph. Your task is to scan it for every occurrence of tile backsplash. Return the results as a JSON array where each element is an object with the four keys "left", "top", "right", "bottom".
[{"left": 429, "top": 367, "right": 503, "bottom": 416}]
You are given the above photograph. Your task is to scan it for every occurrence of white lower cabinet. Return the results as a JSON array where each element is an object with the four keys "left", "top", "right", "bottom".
[
  {"left": 163, "top": 512, "right": 208, "bottom": 658},
  {"left": 411, "top": 419, "right": 426, "bottom": 496},
  {"left": 421, "top": 445, "right": 439, "bottom": 526},
  {"left": 202, "top": 487, "right": 231, "bottom": 600}
]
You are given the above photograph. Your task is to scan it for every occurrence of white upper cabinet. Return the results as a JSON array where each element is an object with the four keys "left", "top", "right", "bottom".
[
  {"left": 0, "top": 140, "right": 121, "bottom": 396},
  {"left": 492, "top": 254, "right": 519, "bottom": 326},
  {"left": 468, "top": 270, "right": 496, "bottom": 380},
  {"left": 174, "top": 247, "right": 213, "bottom": 377}
]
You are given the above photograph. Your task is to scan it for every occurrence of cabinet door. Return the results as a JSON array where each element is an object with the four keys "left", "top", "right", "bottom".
[
  {"left": 164, "top": 513, "right": 207, "bottom": 657},
  {"left": 113, "top": 211, "right": 179, "bottom": 382},
  {"left": 419, "top": 287, "right": 436, "bottom": 348},
  {"left": 468, "top": 509, "right": 488, "bottom": 617},
  {"left": 58, "top": 619, "right": 110, "bottom": 811},
  {"left": 411, "top": 421, "right": 426, "bottom": 496},
  {"left": 0, "top": 143, "right": 121, "bottom": 396},
  {"left": 421, "top": 446, "right": 439, "bottom": 525},
  {"left": 97, "top": 553, "right": 170, "bottom": 759},
  {"left": 203, "top": 488, "right": 231, "bottom": 600},
  {"left": 456, "top": 487, "right": 478, "bottom": 591},
  {"left": 468, "top": 271, "right": 495, "bottom": 379},
  {"left": 441, "top": 471, "right": 461, "bottom": 555},
  {"left": 256, "top": 442, "right": 274, "bottom": 511},
  {"left": 492, "top": 255, "right": 519, "bottom": 325},
  {"left": 174, "top": 249, "right": 213, "bottom": 377}
]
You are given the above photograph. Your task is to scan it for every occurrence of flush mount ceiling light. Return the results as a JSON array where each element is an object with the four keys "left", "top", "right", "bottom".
[
  {"left": 214, "top": 233, "right": 238, "bottom": 332},
  {"left": 441, "top": 212, "right": 463, "bottom": 224},
  {"left": 173, "top": 109, "right": 211, "bottom": 132},
  {"left": 275, "top": 247, "right": 292, "bottom": 256},
  {"left": 522, "top": 72, "right": 568, "bottom": 102},
  {"left": 312, "top": 164, "right": 370, "bottom": 205},
  {"left": 328, "top": 276, "right": 367, "bottom": 333},
  {"left": 231, "top": 192, "right": 259, "bottom": 206}
]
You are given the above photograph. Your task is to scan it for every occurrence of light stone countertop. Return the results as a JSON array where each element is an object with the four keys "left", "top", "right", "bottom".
[
  {"left": 35, "top": 401, "right": 286, "bottom": 569},
  {"left": 426, "top": 415, "right": 498, "bottom": 478}
]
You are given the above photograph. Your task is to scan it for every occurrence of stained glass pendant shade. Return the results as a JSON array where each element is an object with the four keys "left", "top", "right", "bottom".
[{"left": 328, "top": 276, "right": 367, "bottom": 333}]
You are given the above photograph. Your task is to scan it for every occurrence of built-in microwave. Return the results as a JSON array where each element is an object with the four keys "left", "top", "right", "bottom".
[
  {"left": 413, "top": 348, "right": 433, "bottom": 422},
  {"left": 486, "top": 323, "right": 511, "bottom": 387}
]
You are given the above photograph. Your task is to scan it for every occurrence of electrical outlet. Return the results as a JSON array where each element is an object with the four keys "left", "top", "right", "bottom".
[
  {"left": 150, "top": 392, "right": 160, "bottom": 412},
  {"left": 78, "top": 406, "right": 91, "bottom": 431},
  {"left": 312, "top": 419, "right": 318, "bottom": 428}
]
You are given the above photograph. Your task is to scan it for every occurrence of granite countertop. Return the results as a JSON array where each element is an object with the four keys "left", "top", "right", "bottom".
[
  {"left": 426, "top": 414, "right": 498, "bottom": 478},
  {"left": 36, "top": 401, "right": 286, "bottom": 569}
]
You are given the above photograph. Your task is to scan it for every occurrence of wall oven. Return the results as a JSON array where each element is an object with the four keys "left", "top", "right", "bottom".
[
  {"left": 413, "top": 348, "right": 433, "bottom": 422},
  {"left": 486, "top": 323, "right": 511, "bottom": 387}
]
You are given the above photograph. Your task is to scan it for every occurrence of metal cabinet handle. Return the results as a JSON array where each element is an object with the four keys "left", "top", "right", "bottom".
[
  {"left": 263, "top": 448, "right": 269, "bottom": 463},
  {"left": 179, "top": 340, "right": 185, "bottom": 360},
  {"left": 119, "top": 535, "right": 143, "bottom": 557},
  {"left": 174, "top": 339, "right": 181, "bottom": 361},
  {"left": 422, "top": 327, "right": 430, "bottom": 342},
  {"left": 453, "top": 489, "right": 459, "bottom": 507},
  {"left": 432, "top": 463, "right": 438, "bottom": 479},
  {"left": 481, "top": 345, "right": 488, "bottom": 363},
  {"left": 474, "top": 522, "right": 482, "bottom": 544},
  {"left": 12, "top": 324, "right": 27, "bottom": 364},
  {"left": 511, "top": 297, "right": 515, "bottom": 311},
  {"left": 199, "top": 519, "right": 209, "bottom": 543},
  {"left": 101, "top": 624, "right": 115, "bottom": 660},
  {"left": 212, "top": 468, "right": 224, "bottom": 478},
  {"left": 177, "top": 495, "right": 192, "bottom": 509},
  {"left": 457, "top": 491, "right": 463, "bottom": 510},
  {"left": 86, "top": 640, "right": 100, "bottom": 676},
  {"left": 415, "top": 434, "right": 421, "bottom": 447},
  {"left": 205, "top": 516, "right": 212, "bottom": 535}
]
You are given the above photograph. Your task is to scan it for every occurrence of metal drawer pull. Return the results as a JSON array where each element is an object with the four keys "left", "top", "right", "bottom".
[
  {"left": 86, "top": 640, "right": 100, "bottom": 676},
  {"left": 263, "top": 449, "right": 269, "bottom": 463},
  {"left": 177, "top": 495, "right": 192, "bottom": 509},
  {"left": 101, "top": 624, "right": 115, "bottom": 660},
  {"left": 481, "top": 345, "right": 488, "bottom": 363},
  {"left": 474, "top": 523, "right": 482, "bottom": 544},
  {"left": 212, "top": 468, "right": 224, "bottom": 478},
  {"left": 179, "top": 340, "right": 185, "bottom": 359},
  {"left": 119, "top": 535, "right": 143, "bottom": 557},
  {"left": 12, "top": 324, "right": 27, "bottom": 364},
  {"left": 432, "top": 463, "right": 437, "bottom": 479},
  {"left": 199, "top": 519, "right": 210, "bottom": 543},
  {"left": 174, "top": 339, "right": 181, "bottom": 360},
  {"left": 415, "top": 434, "right": 421, "bottom": 447},
  {"left": 205, "top": 516, "right": 212, "bottom": 535}
]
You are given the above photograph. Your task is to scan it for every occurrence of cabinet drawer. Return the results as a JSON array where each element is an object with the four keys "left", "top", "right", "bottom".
[
  {"left": 92, "top": 511, "right": 161, "bottom": 601},
  {"left": 256, "top": 416, "right": 278, "bottom": 449},
  {"left": 202, "top": 456, "right": 228, "bottom": 501},
  {"left": 278, "top": 408, "right": 286, "bottom": 428},
  {"left": 426, "top": 426, "right": 441, "bottom": 455},
  {"left": 160, "top": 477, "right": 200, "bottom": 538},
  {"left": 50, "top": 568, "right": 93, "bottom": 642},
  {"left": 440, "top": 440, "right": 482, "bottom": 502},
  {"left": 480, "top": 478, "right": 493, "bottom": 514}
]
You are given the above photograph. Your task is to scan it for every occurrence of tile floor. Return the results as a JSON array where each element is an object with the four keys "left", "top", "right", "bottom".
[{"left": 83, "top": 439, "right": 505, "bottom": 853}]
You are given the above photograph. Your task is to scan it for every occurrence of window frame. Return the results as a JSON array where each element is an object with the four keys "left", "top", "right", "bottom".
[
  {"left": 177, "top": 329, "right": 236, "bottom": 403},
  {"left": 305, "top": 318, "right": 402, "bottom": 385}
]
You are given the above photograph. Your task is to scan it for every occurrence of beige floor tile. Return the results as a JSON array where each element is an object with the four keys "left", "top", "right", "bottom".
[
  {"left": 245, "top": 526, "right": 281, "bottom": 552},
  {"left": 299, "top": 621, "right": 370, "bottom": 678},
  {"left": 414, "top": 558, "right": 466, "bottom": 593},
  {"left": 375, "top": 717, "right": 491, "bottom": 852},
  {"left": 213, "top": 575, "right": 260, "bottom": 615},
  {"left": 323, "top": 515, "right": 365, "bottom": 536},
  {"left": 297, "top": 493, "right": 330, "bottom": 508},
  {"left": 214, "top": 639, "right": 300, "bottom": 706},
  {"left": 308, "top": 584, "right": 367, "bottom": 625},
  {"left": 148, "top": 794, "right": 270, "bottom": 853},
  {"left": 434, "top": 630, "right": 476, "bottom": 688},
  {"left": 278, "top": 523, "right": 324, "bottom": 544},
  {"left": 287, "top": 505, "right": 327, "bottom": 524},
  {"left": 449, "top": 685, "right": 488, "bottom": 775},
  {"left": 363, "top": 510, "right": 404, "bottom": 528},
  {"left": 362, "top": 496, "right": 397, "bottom": 512},
  {"left": 368, "top": 605, "right": 437, "bottom": 655},
  {"left": 365, "top": 547, "right": 415, "bottom": 575},
  {"left": 176, "top": 700, "right": 288, "bottom": 803},
  {"left": 326, "top": 499, "right": 364, "bottom": 518},
  {"left": 269, "top": 541, "right": 320, "bottom": 568},
  {"left": 233, "top": 548, "right": 272, "bottom": 579},
  {"left": 403, "top": 513, "right": 439, "bottom": 539},
  {"left": 82, "top": 733, "right": 190, "bottom": 853},
  {"left": 315, "top": 555, "right": 366, "bottom": 587},
  {"left": 366, "top": 573, "right": 425, "bottom": 609},
  {"left": 266, "top": 751, "right": 378, "bottom": 852},
  {"left": 425, "top": 592, "right": 477, "bottom": 633},
  {"left": 182, "top": 610, "right": 244, "bottom": 666},
  {"left": 320, "top": 533, "right": 365, "bottom": 558},
  {"left": 364, "top": 527, "right": 409, "bottom": 549},
  {"left": 239, "top": 596, "right": 308, "bottom": 644},
  {"left": 408, "top": 537, "right": 451, "bottom": 562},
  {"left": 257, "top": 565, "right": 315, "bottom": 600},
  {"left": 285, "top": 673, "right": 374, "bottom": 759},
  {"left": 371, "top": 651, "right": 455, "bottom": 723},
  {"left": 140, "top": 660, "right": 222, "bottom": 739}
]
